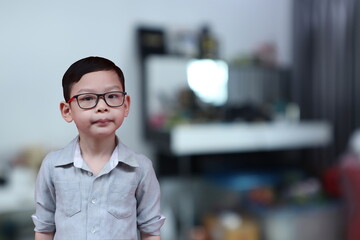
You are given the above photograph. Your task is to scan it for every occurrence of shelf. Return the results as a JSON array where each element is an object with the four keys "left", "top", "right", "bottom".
[{"left": 168, "top": 121, "right": 332, "bottom": 156}]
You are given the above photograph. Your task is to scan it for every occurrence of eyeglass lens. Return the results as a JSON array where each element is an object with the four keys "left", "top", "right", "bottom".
[{"left": 77, "top": 92, "right": 125, "bottom": 109}]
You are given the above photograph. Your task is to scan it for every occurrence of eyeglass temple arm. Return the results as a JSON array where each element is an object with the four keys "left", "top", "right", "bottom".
[{"left": 67, "top": 97, "right": 75, "bottom": 103}]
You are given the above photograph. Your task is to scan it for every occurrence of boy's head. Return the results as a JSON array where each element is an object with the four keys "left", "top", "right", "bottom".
[
  {"left": 62, "top": 56, "right": 125, "bottom": 102},
  {"left": 60, "top": 56, "right": 130, "bottom": 140}
]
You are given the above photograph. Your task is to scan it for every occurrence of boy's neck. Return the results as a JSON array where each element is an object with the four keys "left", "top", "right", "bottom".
[
  {"left": 78, "top": 134, "right": 117, "bottom": 156},
  {"left": 78, "top": 135, "right": 117, "bottom": 175}
]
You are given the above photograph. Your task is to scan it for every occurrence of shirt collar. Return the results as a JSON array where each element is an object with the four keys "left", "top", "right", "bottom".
[
  {"left": 73, "top": 140, "right": 120, "bottom": 170},
  {"left": 73, "top": 141, "right": 82, "bottom": 168},
  {"left": 54, "top": 136, "right": 139, "bottom": 168}
]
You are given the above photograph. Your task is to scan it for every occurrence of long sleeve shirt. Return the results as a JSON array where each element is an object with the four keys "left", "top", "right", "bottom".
[{"left": 32, "top": 137, "right": 165, "bottom": 240}]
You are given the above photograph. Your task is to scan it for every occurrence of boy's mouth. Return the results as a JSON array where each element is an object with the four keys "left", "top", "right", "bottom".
[{"left": 92, "top": 119, "right": 112, "bottom": 125}]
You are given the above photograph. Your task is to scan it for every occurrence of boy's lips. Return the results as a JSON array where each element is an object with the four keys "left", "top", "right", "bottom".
[{"left": 92, "top": 119, "right": 112, "bottom": 125}]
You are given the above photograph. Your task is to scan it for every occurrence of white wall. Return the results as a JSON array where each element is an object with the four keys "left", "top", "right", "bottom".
[{"left": 0, "top": 0, "right": 293, "bottom": 158}]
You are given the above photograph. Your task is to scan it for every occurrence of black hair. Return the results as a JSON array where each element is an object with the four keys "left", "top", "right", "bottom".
[{"left": 62, "top": 56, "right": 125, "bottom": 101}]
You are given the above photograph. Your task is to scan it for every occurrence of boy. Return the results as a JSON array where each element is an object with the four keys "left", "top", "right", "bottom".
[{"left": 32, "top": 56, "right": 165, "bottom": 240}]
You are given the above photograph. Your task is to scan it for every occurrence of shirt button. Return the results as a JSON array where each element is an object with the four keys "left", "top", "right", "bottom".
[
  {"left": 91, "top": 226, "right": 98, "bottom": 234},
  {"left": 87, "top": 172, "right": 93, "bottom": 176},
  {"left": 91, "top": 198, "right": 97, "bottom": 204}
]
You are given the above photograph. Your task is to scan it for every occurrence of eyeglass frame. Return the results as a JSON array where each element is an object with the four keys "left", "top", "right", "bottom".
[{"left": 67, "top": 91, "right": 127, "bottom": 109}]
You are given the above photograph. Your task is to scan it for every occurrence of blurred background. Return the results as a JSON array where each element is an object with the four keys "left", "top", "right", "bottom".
[{"left": 1, "top": 0, "right": 360, "bottom": 239}]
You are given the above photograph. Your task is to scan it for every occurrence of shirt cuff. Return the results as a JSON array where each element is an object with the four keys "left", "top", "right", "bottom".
[
  {"left": 138, "top": 215, "right": 166, "bottom": 235},
  {"left": 32, "top": 214, "right": 56, "bottom": 232}
]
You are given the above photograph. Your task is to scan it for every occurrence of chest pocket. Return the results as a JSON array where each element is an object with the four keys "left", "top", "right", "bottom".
[
  {"left": 55, "top": 181, "right": 81, "bottom": 217},
  {"left": 107, "top": 184, "right": 137, "bottom": 219}
]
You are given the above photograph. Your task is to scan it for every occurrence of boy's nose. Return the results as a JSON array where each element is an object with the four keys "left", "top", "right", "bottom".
[{"left": 96, "top": 97, "right": 109, "bottom": 111}]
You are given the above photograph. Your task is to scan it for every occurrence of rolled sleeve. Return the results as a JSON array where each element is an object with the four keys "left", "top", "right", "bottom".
[
  {"left": 136, "top": 158, "right": 166, "bottom": 235},
  {"left": 138, "top": 215, "right": 166, "bottom": 235},
  {"left": 32, "top": 215, "right": 56, "bottom": 232}
]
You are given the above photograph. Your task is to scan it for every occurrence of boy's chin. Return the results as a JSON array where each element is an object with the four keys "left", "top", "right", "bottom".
[{"left": 80, "top": 131, "right": 117, "bottom": 140}]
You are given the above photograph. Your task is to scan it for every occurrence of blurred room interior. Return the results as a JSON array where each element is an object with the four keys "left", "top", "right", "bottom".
[{"left": 1, "top": 0, "right": 359, "bottom": 239}]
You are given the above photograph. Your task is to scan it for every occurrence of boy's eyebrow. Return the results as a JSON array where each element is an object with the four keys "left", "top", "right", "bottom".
[{"left": 75, "top": 86, "right": 122, "bottom": 94}]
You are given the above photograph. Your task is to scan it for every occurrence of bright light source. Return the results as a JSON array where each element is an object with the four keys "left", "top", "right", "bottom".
[{"left": 187, "top": 59, "right": 228, "bottom": 106}]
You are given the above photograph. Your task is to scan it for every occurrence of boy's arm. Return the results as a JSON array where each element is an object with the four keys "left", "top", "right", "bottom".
[
  {"left": 140, "top": 232, "right": 160, "bottom": 240},
  {"left": 35, "top": 232, "right": 55, "bottom": 240},
  {"left": 136, "top": 159, "right": 165, "bottom": 236},
  {"left": 32, "top": 155, "right": 56, "bottom": 237}
]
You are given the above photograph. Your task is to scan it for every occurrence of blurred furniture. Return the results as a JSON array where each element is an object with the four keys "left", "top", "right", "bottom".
[
  {"left": 142, "top": 55, "right": 335, "bottom": 240},
  {"left": 159, "top": 121, "right": 331, "bottom": 156},
  {"left": 142, "top": 54, "right": 332, "bottom": 166},
  {"left": 142, "top": 54, "right": 332, "bottom": 160},
  {"left": 0, "top": 167, "right": 35, "bottom": 240}
]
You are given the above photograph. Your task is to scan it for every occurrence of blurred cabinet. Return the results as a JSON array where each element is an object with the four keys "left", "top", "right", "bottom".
[
  {"left": 142, "top": 55, "right": 337, "bottom": 240},
  {"left": 142, "top": 56, "right": 332, "bottom": 172}
]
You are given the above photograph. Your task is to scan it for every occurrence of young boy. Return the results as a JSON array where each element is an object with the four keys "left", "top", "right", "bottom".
[{"left": 32, "top": 56, "right": 165, "bottom": 240}]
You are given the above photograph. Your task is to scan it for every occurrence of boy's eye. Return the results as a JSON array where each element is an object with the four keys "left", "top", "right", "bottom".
[
  {"left": 79, "top": 95, "right": 96, "bottom": 102},
  {"left": 107, "top": 93, "right": 120, "bottom": 99}
]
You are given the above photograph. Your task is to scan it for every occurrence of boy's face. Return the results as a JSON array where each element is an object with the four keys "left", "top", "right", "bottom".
[{"left": 60, "top": 70, "right": 130, "bottom": 140}]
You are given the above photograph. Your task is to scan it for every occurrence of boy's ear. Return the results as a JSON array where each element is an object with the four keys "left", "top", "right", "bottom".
[
  {"left": 60, "top": 101, "right": 73, "bottom": 123},
  {"left": 123, "top": 95, "right": 131, "bottom": 117}
]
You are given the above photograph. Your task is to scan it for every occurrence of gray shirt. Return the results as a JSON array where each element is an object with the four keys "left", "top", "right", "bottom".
[{"left": 32, "top": 137, "right": 165, "bottom": 240}]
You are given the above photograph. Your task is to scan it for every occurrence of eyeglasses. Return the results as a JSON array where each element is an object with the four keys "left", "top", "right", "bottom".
[{"left": 68, "top": 91, "right": 127, "bottom": 109}]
